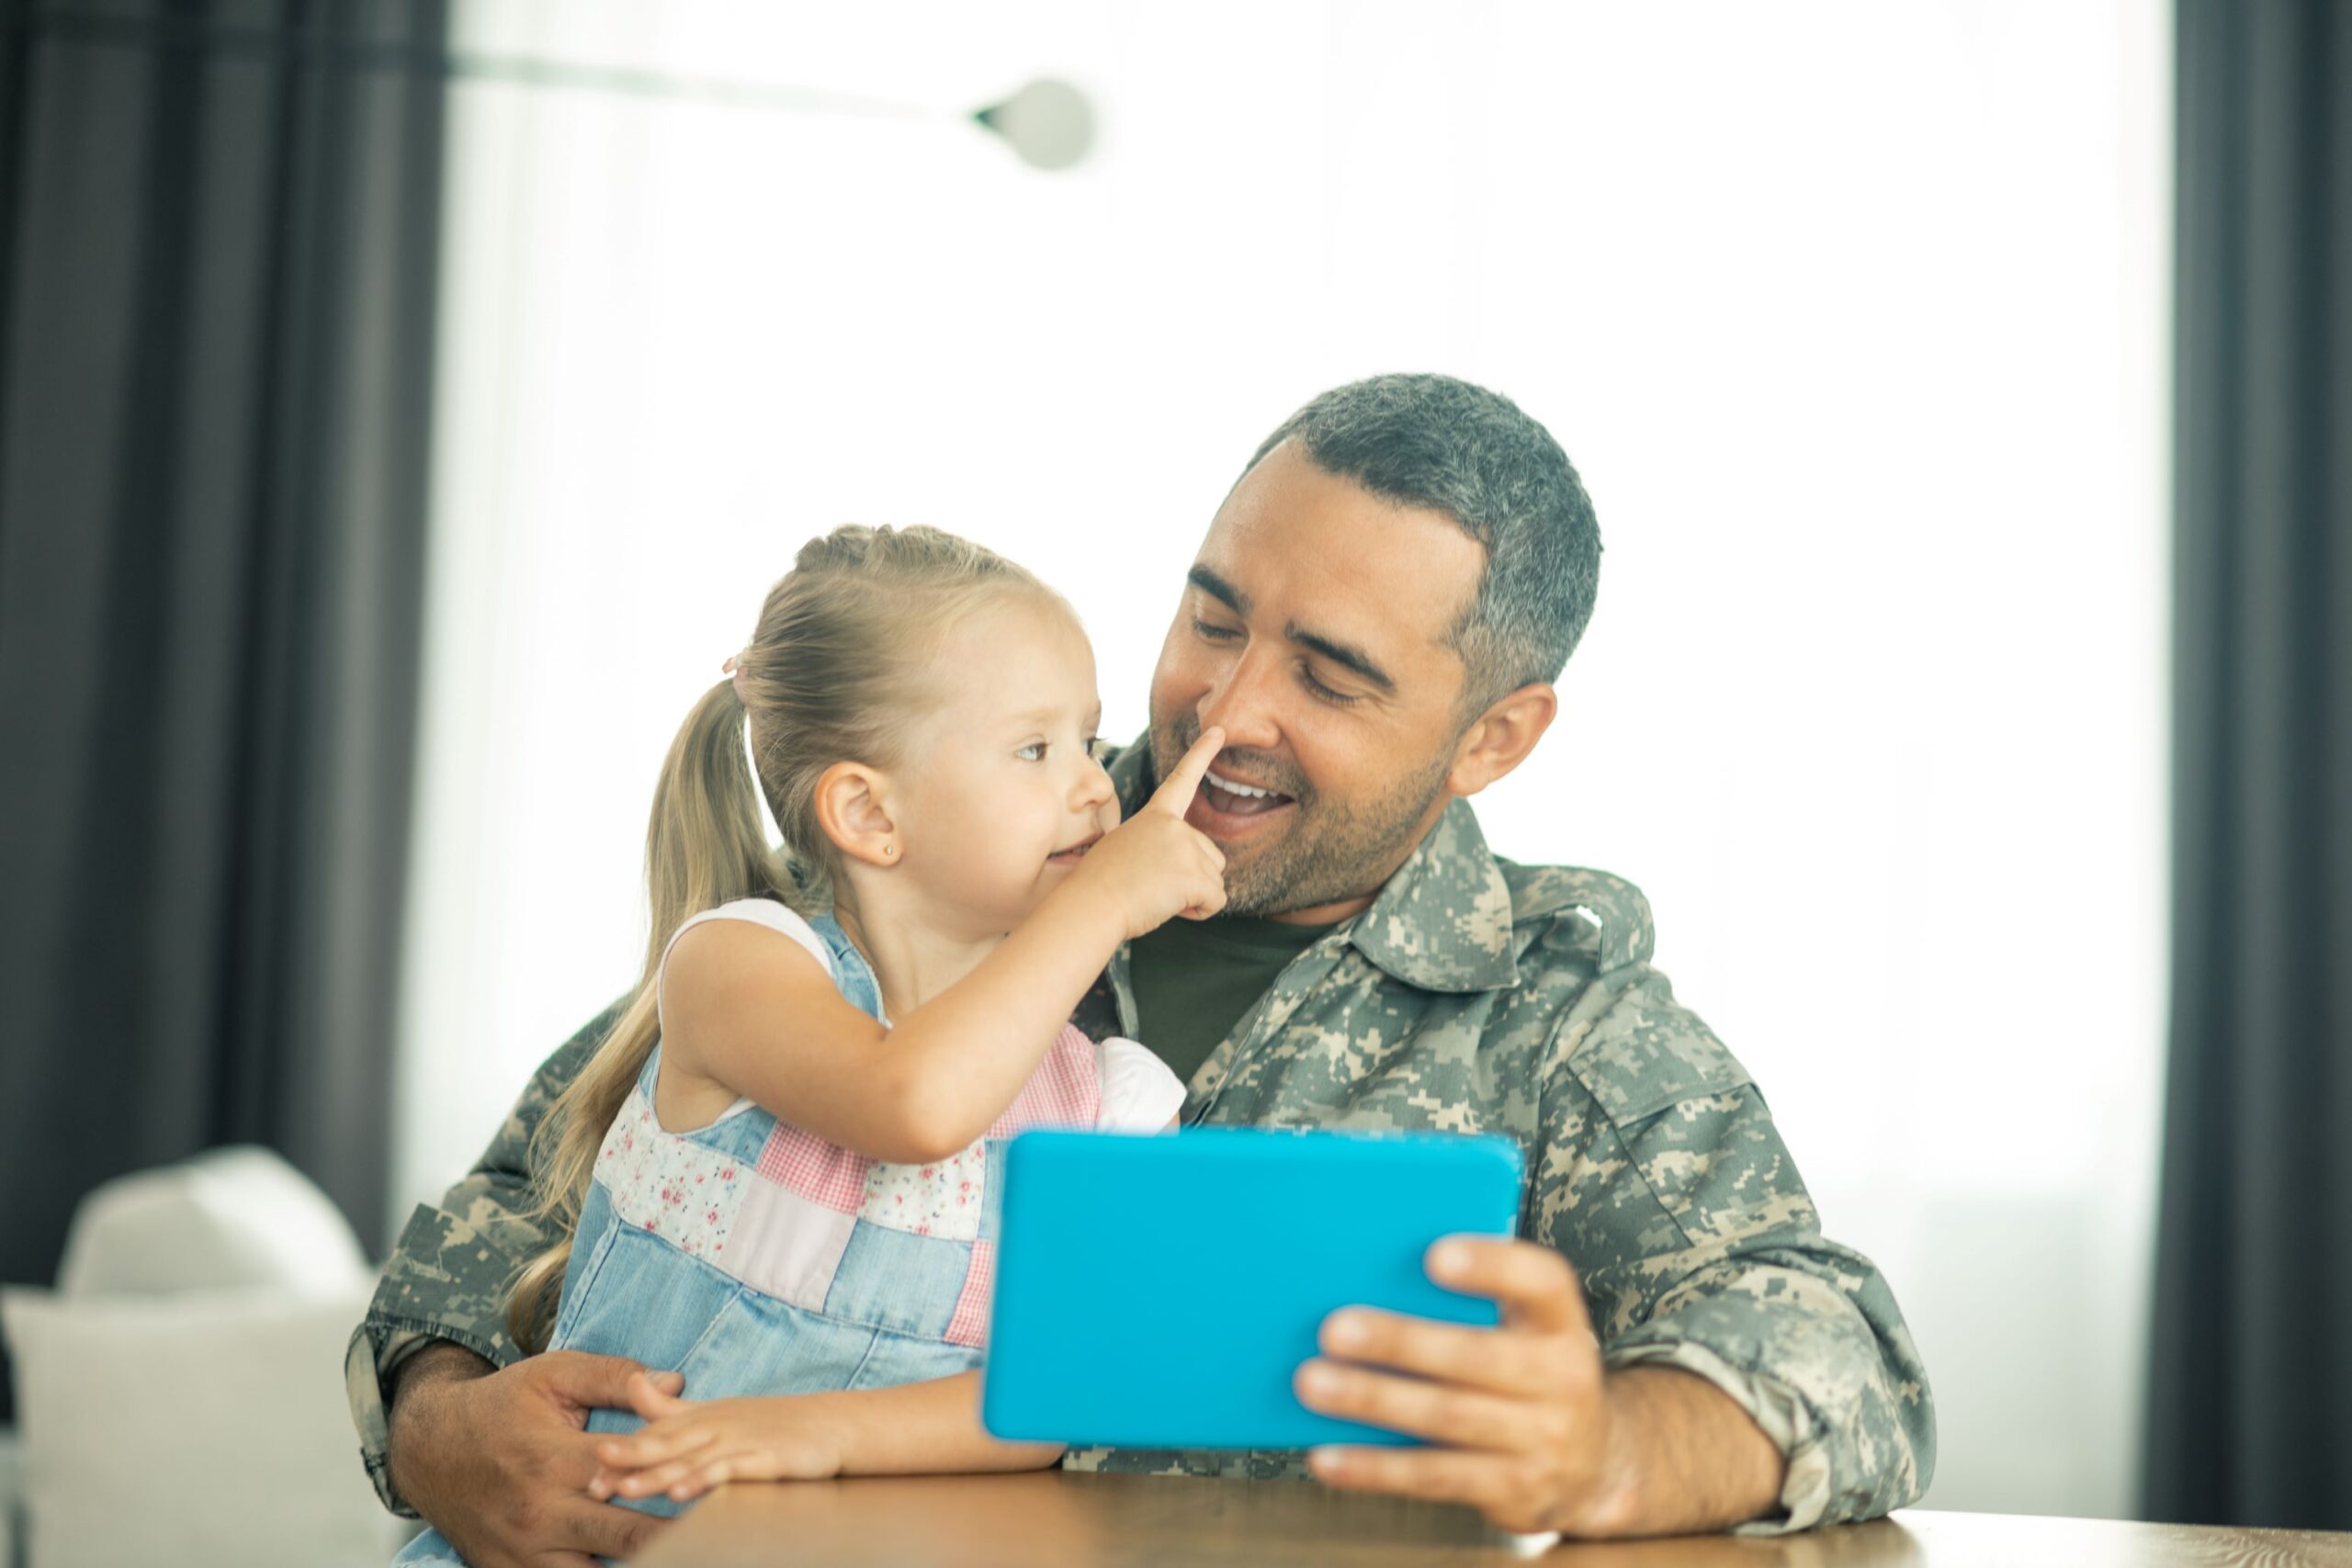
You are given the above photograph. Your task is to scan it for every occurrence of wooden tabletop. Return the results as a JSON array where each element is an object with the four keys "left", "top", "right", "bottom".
[{"left": 632, "top": 1471, "right": 2352, "bottom": 1567}]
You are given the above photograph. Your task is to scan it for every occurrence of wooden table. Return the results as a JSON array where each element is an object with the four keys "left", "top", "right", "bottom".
[{"left": 633, "top": 1471, "right": 2352, "bottom": 1566}]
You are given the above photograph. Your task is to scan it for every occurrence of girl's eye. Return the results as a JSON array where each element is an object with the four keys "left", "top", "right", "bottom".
[
  {"left": 1301, "top": 666, "right": 1361, "bottom": 706},
  {"left": 1193, "top": 617, "right": 1242, "bottom": 643},
  {"left": 1016, "top": 742, "right": 1047, "bottom": 761}
]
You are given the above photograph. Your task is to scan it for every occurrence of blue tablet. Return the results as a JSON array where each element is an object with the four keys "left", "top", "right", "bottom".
[{"left": 980, "top": 1126, "right": 1524, "bottom": 1450}]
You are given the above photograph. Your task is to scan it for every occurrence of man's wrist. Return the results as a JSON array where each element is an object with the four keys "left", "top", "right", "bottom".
[
  {"left": 1571, "top": 1366, "right": 1786, "bottom": 1539},
  {"left": 391, "top": 1339, "right": 496, "bottom": 1407},
  {"left": 385, "top": 1341, "right": 496, "bottom": 1511},
  {"left": 1566, "top": 1372, "right": 1649, "bottom": 1538}
]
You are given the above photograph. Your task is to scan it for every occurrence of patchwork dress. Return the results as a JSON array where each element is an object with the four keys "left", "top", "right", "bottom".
[{"left": 393, "top": 897, "right": 1184, "bottom": 1563}]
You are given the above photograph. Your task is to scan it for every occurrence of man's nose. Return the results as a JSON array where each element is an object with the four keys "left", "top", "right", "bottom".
[{"left": 1195, "top": 647, "right": 1283, "bottom": 754}]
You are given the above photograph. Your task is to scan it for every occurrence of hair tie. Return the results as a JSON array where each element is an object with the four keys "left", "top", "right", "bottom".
[{"left": 720, "top": 649, "right": 752, "bottom": 705}]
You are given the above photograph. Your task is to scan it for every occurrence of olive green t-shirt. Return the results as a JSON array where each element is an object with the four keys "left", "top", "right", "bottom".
[{"left": 1125, "top": 912, "right": 1339, "bottom": 1090}]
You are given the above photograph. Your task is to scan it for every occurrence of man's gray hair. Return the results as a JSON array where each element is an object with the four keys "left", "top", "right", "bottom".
[{"left": 1242, "top": 373, "right": 1602, "bottom": 709}]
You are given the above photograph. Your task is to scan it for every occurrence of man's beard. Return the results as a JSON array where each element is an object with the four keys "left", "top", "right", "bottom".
[{"left": 1149, "top": 716, "right": 1453, "bottom": 919}]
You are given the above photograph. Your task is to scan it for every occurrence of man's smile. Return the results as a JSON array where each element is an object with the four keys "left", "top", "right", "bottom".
[{"left": 1190, "top": 767, "right": 1298, "bottom": 839}]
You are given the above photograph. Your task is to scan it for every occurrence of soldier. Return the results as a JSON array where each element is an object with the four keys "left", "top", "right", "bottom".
[{"left": 348, "top": 374, "right": 1934, "bottom": 1566}]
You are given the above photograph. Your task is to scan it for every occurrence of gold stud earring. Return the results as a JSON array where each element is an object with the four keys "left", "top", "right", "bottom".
[{"left": 882, "top": 843, "right": 897, "bottom": 859}]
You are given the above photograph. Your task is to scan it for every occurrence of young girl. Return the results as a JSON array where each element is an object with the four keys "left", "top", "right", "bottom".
[{"left": 395, "top": 525, "right": 1226, "bottom": 1564}]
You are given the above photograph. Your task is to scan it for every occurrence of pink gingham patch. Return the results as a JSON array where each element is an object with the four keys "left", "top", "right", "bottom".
[
  {"left": 985, "top": 1024, "right": 1102, "bottom": 1136},
  {"left": 757, "top": 1121, "right": 871, "bottom": 1213},
  {"left": 944, "top": 1238, "right": 996, "bottom": 1348}
]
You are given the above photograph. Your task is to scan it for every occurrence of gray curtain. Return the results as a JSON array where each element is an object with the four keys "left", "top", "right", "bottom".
[
  {"left": 0, "top": 0, "right": 447, "bottom": 1419},
  {"left": 2144, "top": 0, "right": 2352, "bottom": 1530}
]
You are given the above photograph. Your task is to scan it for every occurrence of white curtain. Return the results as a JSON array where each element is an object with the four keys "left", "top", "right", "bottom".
[{"left": 396, "top": 0, "right": 2168, "bottom": 1517}]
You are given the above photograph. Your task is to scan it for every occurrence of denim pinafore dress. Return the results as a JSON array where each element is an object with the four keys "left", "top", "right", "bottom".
[{"left": 395, "top": 899, "right": 1183, "bottom": 1562}]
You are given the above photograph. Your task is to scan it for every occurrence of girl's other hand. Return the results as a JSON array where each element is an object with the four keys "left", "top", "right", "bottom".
[
  {"left": 589, "top": 1371, "right": 846, "bottom": 1505},
  {"left": 1066, "top": 726, "right": 1227, "bottom": 938}
]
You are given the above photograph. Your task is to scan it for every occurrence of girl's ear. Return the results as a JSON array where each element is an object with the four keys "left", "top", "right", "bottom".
[{"left": 812, "top": 761, "right": 901, "bottom": 868}]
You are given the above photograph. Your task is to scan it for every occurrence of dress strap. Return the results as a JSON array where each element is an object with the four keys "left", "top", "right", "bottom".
[{"left": 656, "top": 898, "right": 835, "bottom": 1036}]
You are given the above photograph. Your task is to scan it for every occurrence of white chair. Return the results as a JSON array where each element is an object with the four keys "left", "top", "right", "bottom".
[{"left": 1, "top": 1147, "right": 413, "bottom": 1568}]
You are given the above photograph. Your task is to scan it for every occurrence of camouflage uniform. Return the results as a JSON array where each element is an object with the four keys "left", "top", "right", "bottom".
[{"left": 347, "top": 741, "right": 1934, "bottom": 1534}]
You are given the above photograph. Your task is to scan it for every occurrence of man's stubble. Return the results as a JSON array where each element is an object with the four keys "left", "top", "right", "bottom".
[{"left": 1149, "top": 715, "right": 1455, "bottom": 919}]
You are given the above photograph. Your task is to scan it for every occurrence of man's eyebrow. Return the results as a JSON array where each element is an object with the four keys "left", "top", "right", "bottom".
[
  {"left": 1286, "top": 625, "right": 1396, "bottom": 693},
  {"left": 1187, "top": 565, "right": 1250, "bottom": 615},
  {"left": 1189, "top": 563, "right": 1396, "bottom": 694}
]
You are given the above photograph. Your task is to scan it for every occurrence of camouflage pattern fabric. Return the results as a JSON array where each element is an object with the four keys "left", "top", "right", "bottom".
[
  {"left": 348, "top": 740, "right": 1933, "bottom": 1532},
  {"left": 344, "top": 999, "right": 627, "bottom": 1516}
]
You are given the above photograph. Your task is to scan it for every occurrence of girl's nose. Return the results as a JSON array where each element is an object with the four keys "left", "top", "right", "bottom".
[{"left": 1073, "top": 752, "right": 1115, "bottom": 811}]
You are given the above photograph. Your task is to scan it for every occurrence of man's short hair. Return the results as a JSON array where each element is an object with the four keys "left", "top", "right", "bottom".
[{"left": 1242, "top": 373, "right": 1602, "bottom": 710}]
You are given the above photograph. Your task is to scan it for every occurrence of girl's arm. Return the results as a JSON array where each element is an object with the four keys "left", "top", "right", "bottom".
[
  {"left": 588, "top": 1371, "right": 1063, "bottom": 1505},
  {"left": 662, "top": 728, "right": 1225, "bottom": 1165}
]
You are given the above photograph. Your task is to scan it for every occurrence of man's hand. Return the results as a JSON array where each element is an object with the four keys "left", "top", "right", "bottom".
[
  {"left": 386, "top": 1341, "right": 687, "bottom": 1568},
  {"left": 1293, "top": 1237, "right": 1786, "bottom": 1539}
]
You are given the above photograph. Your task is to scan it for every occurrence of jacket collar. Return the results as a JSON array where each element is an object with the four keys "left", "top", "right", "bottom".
[{"left": 1108, "top": 739, "right": 1519, "bottom": 995}]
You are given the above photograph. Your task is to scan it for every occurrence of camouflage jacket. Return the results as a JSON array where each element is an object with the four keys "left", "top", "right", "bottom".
[{"left": 347, "top": 742, "right": 1934, "bottom": 1532}]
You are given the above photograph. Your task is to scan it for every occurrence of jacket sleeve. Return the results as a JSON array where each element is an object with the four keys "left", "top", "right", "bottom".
[
  {"left": 343, "top": 998, "right": 629, "bottom": 1516},
  {"left": 1532, "top": 965, "right": 1935, "bottom": 1532}
]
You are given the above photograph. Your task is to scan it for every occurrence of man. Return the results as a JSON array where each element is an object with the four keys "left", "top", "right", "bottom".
[{"left": 349, "top": 375, "right": 1933, "bottom": 1564}]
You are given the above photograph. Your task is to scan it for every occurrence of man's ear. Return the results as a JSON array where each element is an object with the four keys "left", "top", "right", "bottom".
[
  {"left": 812, "top": 761, "right": 901, "bottom": 868},
  {"left": 1446, "top": 682, "right": 1559, "bottom": 798}
]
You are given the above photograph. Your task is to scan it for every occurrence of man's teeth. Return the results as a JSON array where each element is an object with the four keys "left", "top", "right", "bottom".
[{"left": 1205, "top": 770, "right": 1281, "bottom": 801}]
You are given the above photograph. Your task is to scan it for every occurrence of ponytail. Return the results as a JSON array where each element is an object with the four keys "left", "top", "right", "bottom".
[{"left": 505, "top": 679, "right": 793, "bottom": 1352}]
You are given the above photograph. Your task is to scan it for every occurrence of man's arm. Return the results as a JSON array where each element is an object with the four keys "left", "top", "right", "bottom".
[
  {"left": 1297, "top": 964, "right": 1932, "bottom": 1536},
  {"left": 344, "top": 998, "right": 628, "bottom": 1513},
  {"left": 1532, "top": 964, "right": 1935, "bottom": 1531}
]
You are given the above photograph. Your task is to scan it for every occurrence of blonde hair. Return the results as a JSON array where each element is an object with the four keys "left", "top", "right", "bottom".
[{"left": 505, "top": 524, "right": 1058, "bottom": 1352}]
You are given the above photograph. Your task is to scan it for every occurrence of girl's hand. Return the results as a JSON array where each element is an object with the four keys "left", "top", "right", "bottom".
[
  {"left": 588, "top": 1371, "right": 845, "bottom": 1505},
  {"left": 1066, "top": 726, "right": 1228, "bottom": 939}
]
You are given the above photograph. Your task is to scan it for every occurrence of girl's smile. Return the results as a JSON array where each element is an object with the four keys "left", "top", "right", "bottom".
[{"left": 1046, "top": 831, "right": 1103, "bottom": 868}]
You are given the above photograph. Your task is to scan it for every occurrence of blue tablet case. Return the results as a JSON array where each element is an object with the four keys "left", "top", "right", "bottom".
[{"left": 980, "top": 1126, "right": 1524, "bottom": 1450}]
